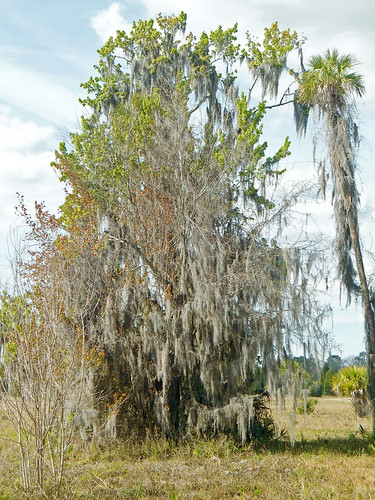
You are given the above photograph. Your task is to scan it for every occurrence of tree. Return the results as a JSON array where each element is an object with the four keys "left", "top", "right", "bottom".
[
  {"left": 13, "top": 14, "right": 330, "bottom": 443},
  {"left": 343, "top": 351, "right": 366, "bottom": 367},
  {"left": 0, "top": 199, "right": 109, "bottom": 494},
  {"left": 296, "top": 49, "right": 375, "bottom": 428},
  {"left": 354, "top": 351, "right": 367, "bottom": 366},
  {"left": 324, "top": 354, "right": 342, "bottom": 373},
  {"left": 322, "top": 369, "right": 335, "bottom": 395}
]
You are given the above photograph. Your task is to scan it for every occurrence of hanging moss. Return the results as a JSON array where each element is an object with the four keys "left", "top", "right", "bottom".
[{"left": 17, "top": 14, "right": 332, "bottom": 443}]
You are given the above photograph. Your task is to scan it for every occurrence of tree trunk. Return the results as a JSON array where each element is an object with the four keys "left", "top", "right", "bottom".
[{"left": 347, "top": 208, "right": 375, "bottom": 431}]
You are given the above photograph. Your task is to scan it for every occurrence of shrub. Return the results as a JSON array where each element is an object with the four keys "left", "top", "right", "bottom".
[
  {"left": 297, "top": 397, "right": 318, "bottom": 415},
  {"left": 331, "top": 366, "right": 367, "bottom": 396}
]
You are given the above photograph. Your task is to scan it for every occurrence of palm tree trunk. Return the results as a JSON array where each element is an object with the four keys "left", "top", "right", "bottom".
[
  {"left": 329, "top": 106, "right": 375, "bottom": 429},
  {"left": 346, "top": 208, "right": 375, "bottom": 430}
]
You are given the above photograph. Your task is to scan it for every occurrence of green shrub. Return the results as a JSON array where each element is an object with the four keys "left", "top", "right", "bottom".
[
  {"left": 297, "top": 397, "right": 317, "bottom": 415},
  {"left": 331, "top": 366, "right": 367, "bottom": 396}
]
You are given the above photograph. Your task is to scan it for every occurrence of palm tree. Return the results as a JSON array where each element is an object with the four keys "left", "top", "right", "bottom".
[{"left": 297, "top": 49, "right": 375, "bottom": 429}]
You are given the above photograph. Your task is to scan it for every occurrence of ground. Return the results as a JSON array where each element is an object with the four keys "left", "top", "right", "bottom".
[{"left": 1, "top": 397, "right": 375, "bottom": 498}]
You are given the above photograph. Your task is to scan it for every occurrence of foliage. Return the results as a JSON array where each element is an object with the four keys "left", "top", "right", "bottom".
[
  {"left": 296, "top": 397, "right": 317, "bottom": 415},
  {"left": 323, "top": 368, "right": 335, "bottom": 396},
  {"left": 292, "top": 356, "right": 322, "bottom": 396},
  {"left": 293, "top": 356, "right": 318, "bottom": 373},
  {"left": 298, "top": 49, "right": 365, "bottom": 109},
  {"left": 331, "top": 366, "right": 368, "bottom": 396},
  {"left": 354, "top": 351, "right": 367, "bottom": 366},
  {"left": 324, "top": 355, "right": 343, "bottom": 373}
]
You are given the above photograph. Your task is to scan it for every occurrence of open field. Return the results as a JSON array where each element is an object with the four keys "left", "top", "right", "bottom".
[{"left": 1, "top": 397, "right": 375, "bottom": 498}]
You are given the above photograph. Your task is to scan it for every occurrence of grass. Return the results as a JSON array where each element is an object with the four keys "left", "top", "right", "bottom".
[{"left": 1, "top": 397, "right": 375, "bottom": 498}]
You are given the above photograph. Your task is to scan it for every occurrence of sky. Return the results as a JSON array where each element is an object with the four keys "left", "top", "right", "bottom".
[{"left": 1, "top": 0, "right": 374, "bottom": 357}]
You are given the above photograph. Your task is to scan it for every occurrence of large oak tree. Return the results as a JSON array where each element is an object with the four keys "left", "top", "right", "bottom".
[{"left": 9, "top": 14, "right": 330, "bottom": 442}]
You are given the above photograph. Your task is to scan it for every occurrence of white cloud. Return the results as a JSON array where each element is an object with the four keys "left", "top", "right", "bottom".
[
  {"left": 0, "top": 149, "right": 55, "bottom": 183},
  {"left": 144, "top": 0, "right": 260, "bottom": 37},
  {"left": 91, "top": 2, "right": 132, "bottom": 42},
  {"left": 0, "top": 109, "right": 64, "bottom": 280},
  {"left": 0, "top": 112, "right": 53, "bottom": 152},
  {"left": 0, "top": 56, "right": 82, "bottom": 126}
]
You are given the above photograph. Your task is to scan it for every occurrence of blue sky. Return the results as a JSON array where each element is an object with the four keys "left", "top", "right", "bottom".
[{"left": 1, "top": 0, "right": 374, "bottom": 357}]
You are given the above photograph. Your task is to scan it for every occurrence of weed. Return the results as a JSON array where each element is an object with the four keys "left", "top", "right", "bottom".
[
  {"left": 169, "top": 492, "right": 182, "bottom": 500},
  {"left": 297, "top": 397, "right": 318, "bottom": 414}
]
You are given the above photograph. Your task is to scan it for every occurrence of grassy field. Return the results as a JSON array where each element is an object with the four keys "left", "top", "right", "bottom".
[{"left": 1, "top": 397, "right": 375, "bottom": 499}]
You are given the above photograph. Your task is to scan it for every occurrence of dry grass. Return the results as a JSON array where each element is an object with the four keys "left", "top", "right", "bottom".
[
  {"left": 1, "top": 397, "right": 375, "bottom": 499},
  {"left": 272, "top": 395, "right": 372, "bottom": 440}
]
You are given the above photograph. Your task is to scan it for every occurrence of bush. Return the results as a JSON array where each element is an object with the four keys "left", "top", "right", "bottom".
[
  {"left": 331, "top": 366, "right": 367, "bottom": 396},
  {"left": 297, "top": 397, "right": 318, "bottom": 415},
  {"left": 309, "top": 382, "right": 323, "bottom": 397}
]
